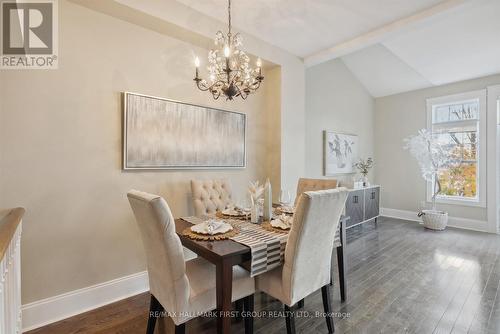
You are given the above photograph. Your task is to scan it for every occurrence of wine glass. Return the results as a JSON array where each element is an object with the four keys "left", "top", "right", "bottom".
[{"left": 279, "top": 189, "right": 291, "bottom": 207}]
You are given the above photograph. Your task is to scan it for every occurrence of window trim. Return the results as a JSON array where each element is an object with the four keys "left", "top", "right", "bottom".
[
  {"left": 487, "top": 85, "right": 500, "bottom": 234},
  {"left": 426, "top": 89, "right": 487, "bottom": 208}
]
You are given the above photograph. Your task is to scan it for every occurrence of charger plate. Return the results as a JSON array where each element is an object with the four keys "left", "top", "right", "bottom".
[
  {"left": 216, "top": 211, "right": 249, "bottom": 220},
  {"left": 182, "top": 226, "right": 240, "bottom": 241},
  {"left": 261, "top": 221, "right": 290, "bottom": 234},
  {"left": 275, "top": 206, "right": 294, "bottom": 215}
]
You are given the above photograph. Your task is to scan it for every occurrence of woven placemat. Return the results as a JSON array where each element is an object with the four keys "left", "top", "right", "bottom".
[
  {"left": 215, "top": 211, "right": 249, "bottom": 220},
  {"left": 182, "top": 226, "right": 240, "bottom": 241},
  {"left": 261, "top": 221, "right": 290, "bottom": 234},
  {"left": 274, "top": 207, "right": 294, "bottom": 215}
]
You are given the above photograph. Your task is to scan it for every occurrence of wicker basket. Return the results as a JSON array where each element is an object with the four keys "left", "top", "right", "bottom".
[{"left": 420, "top": 210, "right": 448, "bottom": 230}]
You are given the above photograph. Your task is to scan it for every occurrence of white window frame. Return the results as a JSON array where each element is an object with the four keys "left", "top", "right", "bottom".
[
  {"left": 487, "top": 85, "right": 500, "bottom": 234},
  {"left": 426, "top": 89, "right": 487, "bottom": 208}
]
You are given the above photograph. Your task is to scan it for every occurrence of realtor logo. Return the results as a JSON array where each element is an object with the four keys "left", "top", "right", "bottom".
[{"left": 1, "top": 0, "right": 58, "bottom": 69}]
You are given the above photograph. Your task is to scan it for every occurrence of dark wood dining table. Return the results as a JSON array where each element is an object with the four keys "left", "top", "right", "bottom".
[{"left": 174, "top": 216, "right": 348, "bottom": 334}]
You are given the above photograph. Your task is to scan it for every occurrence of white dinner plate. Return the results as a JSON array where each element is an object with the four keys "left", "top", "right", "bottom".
[
  {"left": 270, "top": 218, "right": 291, "bottom": 230},
  {"left": 191, "top": 221, "right": 233, "bottom": 235}
]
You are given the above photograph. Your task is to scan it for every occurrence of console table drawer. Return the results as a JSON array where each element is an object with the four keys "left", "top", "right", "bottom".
[{"left": 346, "top": 189, "right": 364, "bottom": 227}]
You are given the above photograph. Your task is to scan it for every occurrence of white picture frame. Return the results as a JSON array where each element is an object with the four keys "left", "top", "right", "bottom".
[{"left": 324, "top": 131, "right": 358, "bottom": 175}]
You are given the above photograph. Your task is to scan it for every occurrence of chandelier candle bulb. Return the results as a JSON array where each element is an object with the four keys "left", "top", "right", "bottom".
[
  {"left": 194, "top": 57, "right": 200, "bottom": 78},
  {"left": 224, "top": 45, "right": 231, "bottom": 57}
]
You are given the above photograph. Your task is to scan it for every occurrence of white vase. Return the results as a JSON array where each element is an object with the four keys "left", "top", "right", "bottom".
[
  {"left": 263, "top": 179, "right": 272, "bottom": 220},
  {"left": 251, "top": 201, "right": 259, "bottom": 223}
]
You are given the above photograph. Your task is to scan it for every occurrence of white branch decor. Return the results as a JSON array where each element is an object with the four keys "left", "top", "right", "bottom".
[
  {"left": 248, "top": 180, "right": 264, "bottom": 202},
  {"left": 404, "top": 129, "right": 451, "bottom": 210}
]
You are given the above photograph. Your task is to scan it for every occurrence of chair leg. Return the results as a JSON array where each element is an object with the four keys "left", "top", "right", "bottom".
[
  {"left": 175, "top": 323, "right": 186, "bottom": 334},
  {"left": 147, "top": 294, "right": 164, "bottom": 334},
  {"left": 321, "top": 285, "right": 335, "bottom": 333},
  {"left": 243, "top": 295, "right": 254, "bottom": 334},
  {"left": 235, "top": 298, "right": 244, "bottom": 321},
  {"left": 284, "top": 305, "right": 296, "bottom": 334},
  {"left": 336, "top": 245, "right": 346, "bottom": 302},
  {"left": 297, "top": 299, "right": 304, "bottom": 309}
]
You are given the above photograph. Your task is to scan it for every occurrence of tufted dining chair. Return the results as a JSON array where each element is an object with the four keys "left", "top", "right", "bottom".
[
  {"left": 191, "top": 179, "right": 234, "bottom": 216},
  {"left": 294, "top": 178, "right": 344, "bottom": 301},
  {"left": 127, "top": 190, "right": 255, "bottom": 334},
  {"left": 294, "top": 178, "right": 338, "bottom": 207},
  {"left": 256, "top": 188, "right": 348, "bottom": 334}
]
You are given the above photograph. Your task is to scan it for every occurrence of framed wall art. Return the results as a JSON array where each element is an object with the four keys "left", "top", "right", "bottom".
[
  {"left": 324, "top": 131, "right": 358, "bottom": 175},
  {"left": 123, "top": 92, "right": 246, "bottom": 170}
]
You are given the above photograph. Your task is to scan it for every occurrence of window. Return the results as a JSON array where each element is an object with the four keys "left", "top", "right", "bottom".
[{"left": 426, "top": 90, "right": 486, "bottom": 207}]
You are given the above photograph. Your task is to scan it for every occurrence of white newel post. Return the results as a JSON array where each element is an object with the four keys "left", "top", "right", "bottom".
[{"left": 0, "top": 221, "right": 22, "bottom": 334}]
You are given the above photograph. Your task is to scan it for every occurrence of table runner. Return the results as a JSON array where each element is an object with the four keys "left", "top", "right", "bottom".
[
  {"left": 181, "top": 216, "right": 287, "bottom": 277},
  {"left": 333, "top": 224, "right": 341, "bottom": 248},
  {"left": 181, "top": 215, "right": 344, "bottom": 277}
]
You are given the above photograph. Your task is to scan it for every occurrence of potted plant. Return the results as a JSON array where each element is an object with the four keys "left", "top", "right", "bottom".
[
  {"left": 404, "top": 129, "right": 450, "bottom": 230},
  {"left": 354, "top": 157, "right": 373, "bottom": 187}
]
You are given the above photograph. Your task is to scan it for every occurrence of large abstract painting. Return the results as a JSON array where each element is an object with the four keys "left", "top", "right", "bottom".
[
  {"left": 324, "top": 131, "right": 358, "bottom": 175},
  {"left": 123, "top": 92, "right": 246, "bottom": 169}
]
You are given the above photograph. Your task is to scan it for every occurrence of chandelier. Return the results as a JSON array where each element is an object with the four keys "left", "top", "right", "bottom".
[{"left": 193, "top": 0, "right": 264, "bottom": 100}]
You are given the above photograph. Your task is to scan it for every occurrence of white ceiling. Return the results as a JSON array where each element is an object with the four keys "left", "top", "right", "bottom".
[
  {"left": 382, "top": 0, "right": 500, "bottom": 87},
  {"left": 117, "top": 0, "right": 500, "bottom": 97},
  {"left": 174, "top": 0, "right": 444, "bottom": 58},
  {"left": 343, "top": 0, "right": 500, "bottom": 97},
  {"left": 341, "top": 44, "right": 433, "bottom": 97}
]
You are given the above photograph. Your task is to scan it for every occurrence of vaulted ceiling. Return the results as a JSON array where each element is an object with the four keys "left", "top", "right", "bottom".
[
  {"left": 120, "top": 0, "right": 500, "bottom": 97},
  {"left": 174, "top": 0, "right": 445, "bottom": 58}
]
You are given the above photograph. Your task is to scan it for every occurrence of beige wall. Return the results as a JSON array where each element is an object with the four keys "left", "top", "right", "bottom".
[
  {"left": 263, "top": 67, "right": 282, "bottom": 199},
  {"left": 0, "top": 0, "right": 300, "bottom": 303},
  {"left": 375, "top": 74, "right": 500, "bottom": 222},
  {"left": 71, "top": 0, "right": 306, "bottom": 195},
  {"left": 305, "top": 59, "right": 375, "bottom": 185}
]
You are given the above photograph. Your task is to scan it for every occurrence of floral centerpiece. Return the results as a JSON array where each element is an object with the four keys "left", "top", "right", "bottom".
[
  {"left": 354, "top": 157, "right": 374, "bottom": 186},
  {"left": 404, "top": 129, "right": 451, "bottom": 230},
  {"left": 248, "top": 180, "right": 264, "bottom": 202}
]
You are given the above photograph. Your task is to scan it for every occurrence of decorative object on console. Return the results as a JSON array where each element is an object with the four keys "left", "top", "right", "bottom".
[
  {"left": 354, "top": 157, "right": 374, "bottom": 187},
  {"left": 123, "top": 92, "right": 246, "bottom": 169},
  {"left": 193, "top": 0, "right": 264, "bottom": 100},
  {"left": 404, "top": 129, "right": 451, "bottom": 230},
  {"left": 324, "top": 131, "right": 358, "bottom": 175}
]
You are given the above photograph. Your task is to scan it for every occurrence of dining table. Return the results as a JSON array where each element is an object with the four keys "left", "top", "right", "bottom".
[{"left": 174, "top": 214, "right": 349, "bottom": 334}]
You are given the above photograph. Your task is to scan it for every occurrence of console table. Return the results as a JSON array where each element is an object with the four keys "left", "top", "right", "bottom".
[{"left": 345, "top": 185, "right": 380, "bottom": 229}]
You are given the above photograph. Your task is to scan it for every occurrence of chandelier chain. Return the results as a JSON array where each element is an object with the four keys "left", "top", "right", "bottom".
[{"left": 228, "top": 0, "right": 232, "bottom": 36}]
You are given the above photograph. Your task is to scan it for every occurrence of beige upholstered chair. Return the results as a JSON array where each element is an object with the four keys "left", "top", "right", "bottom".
[
  {"left": 294, "top": 178, "right": 344, "bottom": 300},
  {"left": 191, "top": 179, "right": 233, "bottom": 216},
  {"left": 294, "top": 178, "right": 337, "bottom": 206},
  {"left": 127, "top": 190, "right": 255, "bottom": 334},
  {"left": 256, "top": 188, "right": 348, "bottom": 334}
]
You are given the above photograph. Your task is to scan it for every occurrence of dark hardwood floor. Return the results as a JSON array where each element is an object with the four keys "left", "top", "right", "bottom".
[{"left": 27, "top": 218, "right": 500, "bottom": 334}]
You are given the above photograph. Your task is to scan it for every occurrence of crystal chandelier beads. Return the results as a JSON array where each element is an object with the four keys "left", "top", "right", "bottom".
[{"left": 193, "top": 0, "right": 264, "bottom": 100}]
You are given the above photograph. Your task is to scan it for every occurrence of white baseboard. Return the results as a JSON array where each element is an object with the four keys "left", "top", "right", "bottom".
[
  {"left": 380, "top": 208, "right": 421, "bottom": 222},
  {"left": 22, "top": 271, "right": 149, "bottom": 332},
  {"left": 380, "top": 207, "right": 490, "bottom": 233}
]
